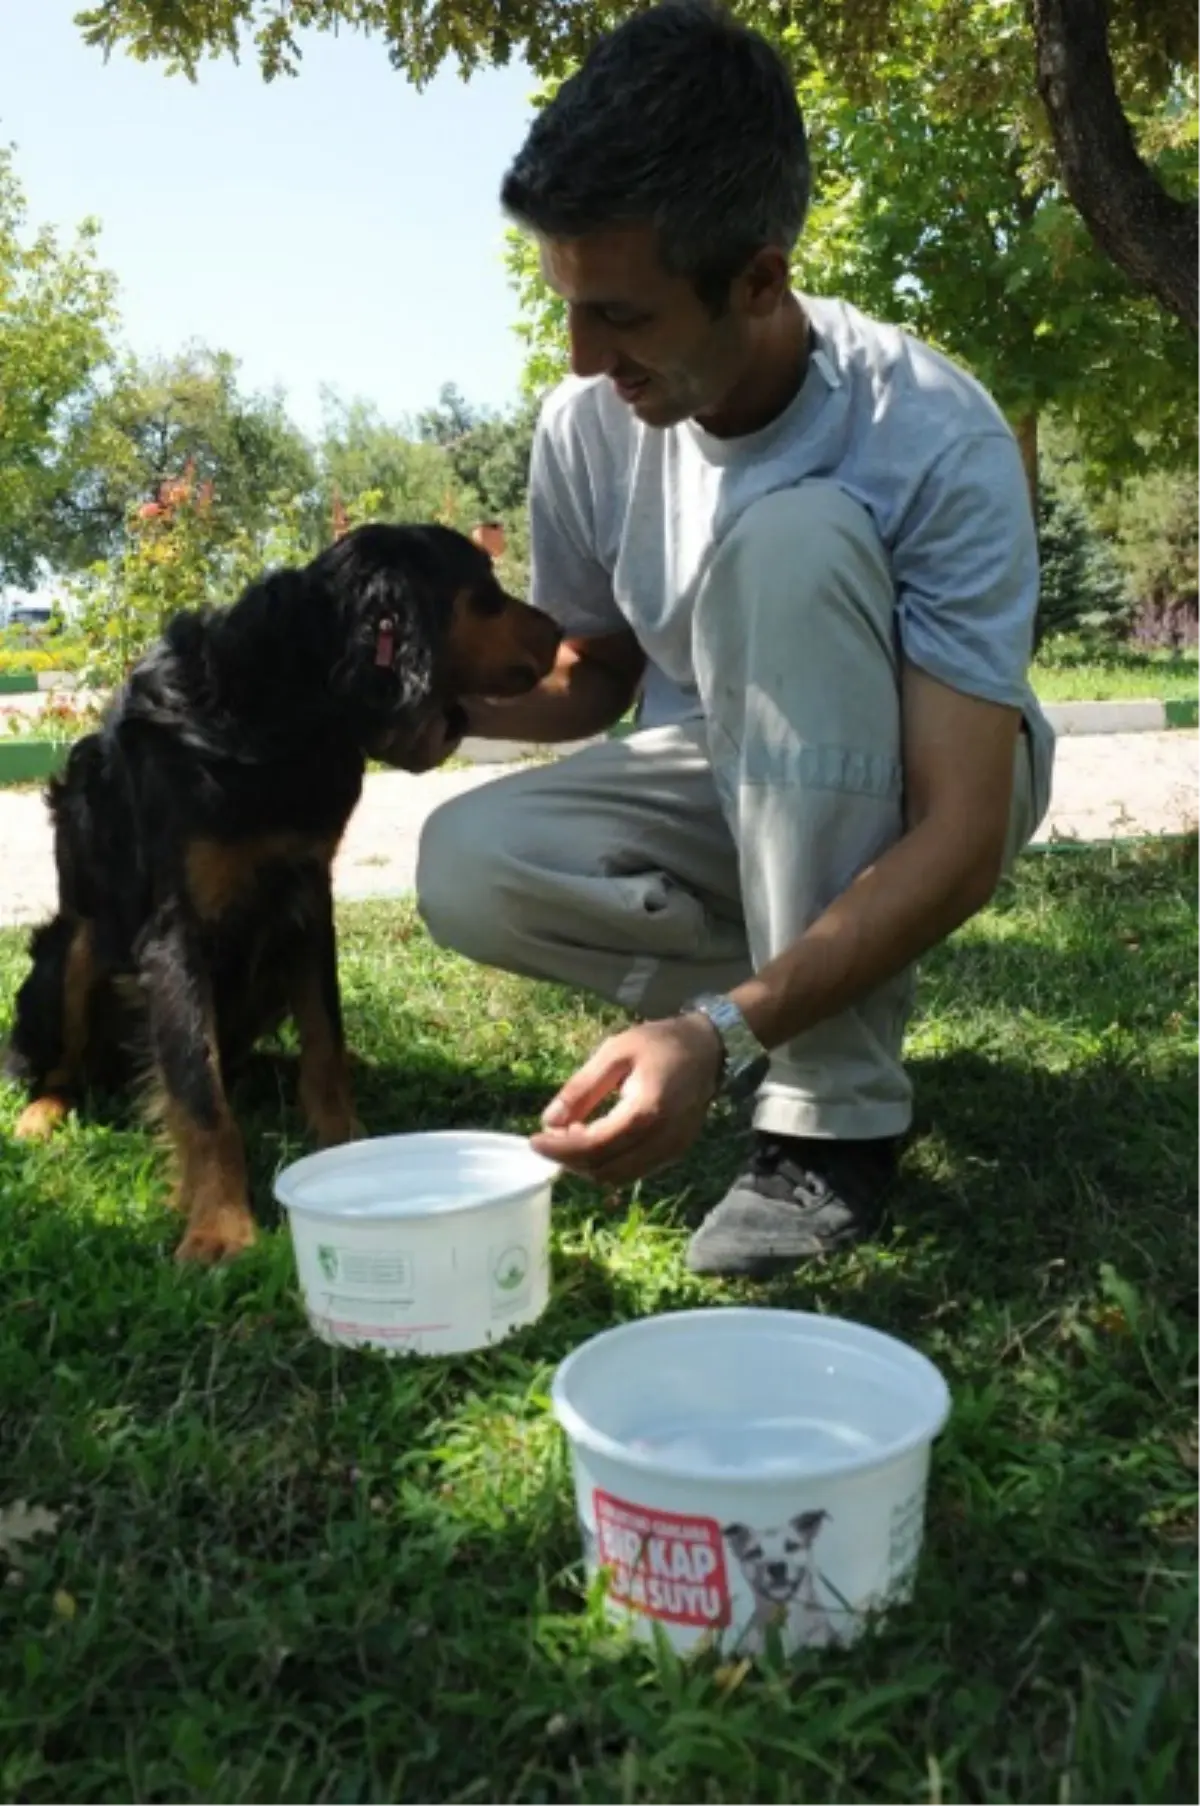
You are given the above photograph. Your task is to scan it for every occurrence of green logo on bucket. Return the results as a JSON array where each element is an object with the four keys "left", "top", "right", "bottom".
[
  {"left": 317, "top": 1244, "right": 339, "bottom": 1282},
  {"left": 493, "top": 1245, "right": 529, "bottom": 1292}
]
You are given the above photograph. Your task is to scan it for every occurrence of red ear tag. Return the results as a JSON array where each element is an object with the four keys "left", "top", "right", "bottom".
[{"left": 375, "top": 617, "right": 395, "bottom": 667}]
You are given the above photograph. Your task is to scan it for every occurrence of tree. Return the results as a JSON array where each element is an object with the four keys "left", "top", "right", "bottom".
[
  {"left": 416, "top": 382, "right": 538, "bottom": 518},
  {"left": 75, "top": 0, "right": 1197, "bottom": 329},
  {"left": 1033, "top": 467, "right": 1130, "bottom": 646},
  {"left": 315, "top": 392, "right": 476, "bottom": 533},
  {"left": 787, "top": 11, "right": 1195, "bottom": 501},
  {"left": 0, "top": 144, "right": 119, "bottom": 588},
  {"left": 1032, "top": 0, "right": 1197, "bottom": 329},
  {"left": 55, "top": 345, "right": 318, "bottom": 568}
]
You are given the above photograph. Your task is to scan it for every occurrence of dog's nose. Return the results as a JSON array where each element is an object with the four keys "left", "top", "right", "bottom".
[{"left": 767, "top": 1561, "right": 789, "bottom": 1584}]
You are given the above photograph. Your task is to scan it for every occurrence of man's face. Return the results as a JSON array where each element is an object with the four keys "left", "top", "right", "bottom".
[{"left": 540, "top": 223, "right": 780, "bottom": 433}]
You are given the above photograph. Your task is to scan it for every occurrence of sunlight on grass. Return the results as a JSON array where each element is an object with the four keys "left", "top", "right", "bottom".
[
  {"left": 0, "top": 840, "right": 1195, "bottom": 1804},
  {"left": 1032, "top": 643, "right": 1197, "bottom": 703}
]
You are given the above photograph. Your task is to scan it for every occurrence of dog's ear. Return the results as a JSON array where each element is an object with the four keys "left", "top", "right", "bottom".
[
  {"left": 723, "top": 1522, "right": 755, "bottom": 1556},
  {"left": 327, "top": 552, "right": 438, "bottom": 717},
  {"left": 789, "top": 1510, "right": 829, "bottom": 1544}
]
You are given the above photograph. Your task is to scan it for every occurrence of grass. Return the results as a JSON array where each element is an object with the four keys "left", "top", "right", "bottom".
[
  {"left": 1032, "top": 640, "right": 1198, "bottom": 704},
  {"left": 0, "top": 840, "right": 1196, "bottom": 1804}
]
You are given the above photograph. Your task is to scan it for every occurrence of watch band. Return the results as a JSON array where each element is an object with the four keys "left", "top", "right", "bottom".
[{"left": 680, "top": 992, "right": 770, "bottom": 1101}]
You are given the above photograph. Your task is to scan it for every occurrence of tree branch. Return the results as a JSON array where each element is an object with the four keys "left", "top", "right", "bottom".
[{"left": 1031, "top": 0, "right": 1197, "bottom": 331}]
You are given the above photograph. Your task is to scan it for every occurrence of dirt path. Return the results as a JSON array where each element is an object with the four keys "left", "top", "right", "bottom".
[{"left": 0, "top": 732, "right": 1193, "bottom": 928}]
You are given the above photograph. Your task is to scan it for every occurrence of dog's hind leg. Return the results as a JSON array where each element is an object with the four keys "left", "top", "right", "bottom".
[
  {"left": 287, "top": 874, "right": 362, "bottom": 1148},
  {"left": 9, "top": 917, "right": 97, "bottom": 1140},
  {"left": 139, "top": 908, "right": 256, "bottom": 1265}
]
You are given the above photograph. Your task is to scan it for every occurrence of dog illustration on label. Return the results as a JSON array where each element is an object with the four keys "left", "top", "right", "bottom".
[{"left": 723, "top": 1509, "right": 842, "bottom": 1651}]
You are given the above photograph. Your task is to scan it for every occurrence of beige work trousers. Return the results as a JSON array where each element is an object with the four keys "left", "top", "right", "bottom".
[{"left": 417, "top": 482, "right": 1036, "bottom": 1140}]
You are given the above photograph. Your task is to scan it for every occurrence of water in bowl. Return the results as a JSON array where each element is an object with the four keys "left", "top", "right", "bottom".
[{"left": 626, "top": 1414, "right": 879, "bottom": 1475}]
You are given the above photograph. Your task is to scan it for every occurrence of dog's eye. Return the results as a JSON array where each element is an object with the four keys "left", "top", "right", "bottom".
[{"left": 466, "top": 583, "right": 507, "bottom": 619}]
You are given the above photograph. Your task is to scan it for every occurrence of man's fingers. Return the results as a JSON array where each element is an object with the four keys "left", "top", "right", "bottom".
[
  {"left": 541, "top": 1040, "right": 633, "bottom": 1129},
  {"left": 535, "top": 1087, "right": 653, "bottom": 1159},
  {"left": 535, "top": 1116, "right": 681, "bottom": 1186}
]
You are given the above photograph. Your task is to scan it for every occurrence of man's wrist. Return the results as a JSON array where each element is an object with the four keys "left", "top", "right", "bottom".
[{"left": 679, "top": 992, "right": 771, "bottom": 1101}]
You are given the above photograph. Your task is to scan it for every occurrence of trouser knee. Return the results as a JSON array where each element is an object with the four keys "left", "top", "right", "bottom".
[{"left": 415, "top": 788, "right": 520, "bottom": 965}]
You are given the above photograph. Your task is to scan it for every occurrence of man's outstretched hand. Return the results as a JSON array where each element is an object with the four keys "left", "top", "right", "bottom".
[{"left": 530, "top": 1015, "right": 724, "bottom": 1185}]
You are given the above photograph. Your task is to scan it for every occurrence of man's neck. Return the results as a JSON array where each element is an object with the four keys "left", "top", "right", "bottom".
[{"left": 695, "top": 294, "right": 811, "bottom": 439}]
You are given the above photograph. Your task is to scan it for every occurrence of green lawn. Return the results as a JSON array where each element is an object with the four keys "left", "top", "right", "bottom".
[
  {"left": 1032, "top": 640, "right": 1198, "bottom": 704},
  {"left": 0, "top": 841, "right": 1196, "bottom": 1804}
]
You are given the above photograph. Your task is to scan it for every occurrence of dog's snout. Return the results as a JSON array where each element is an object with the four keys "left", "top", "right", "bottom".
[{"left": 767, "top": 1560, "right": 789, "bottom": 1585}]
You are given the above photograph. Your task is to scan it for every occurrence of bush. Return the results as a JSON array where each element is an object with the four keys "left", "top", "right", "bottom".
[
  {"left": 1034, "top": 470, "right": 1130, "bottom": 649},
  {"left": 1105, "top": 468, "right": 1198, "bottom": 651},
  {"left": 0, "top": 637, "right": 89, "bottom": 674}
]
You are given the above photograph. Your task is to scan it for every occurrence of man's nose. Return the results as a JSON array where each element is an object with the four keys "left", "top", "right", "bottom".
[{"left": 567, "top": 305, "right": 614, "bottom": 379}]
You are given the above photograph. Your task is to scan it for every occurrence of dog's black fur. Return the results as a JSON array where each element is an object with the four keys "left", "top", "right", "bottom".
[{"left": 5, "top": 521, "right": 560, "bottom": 1262}]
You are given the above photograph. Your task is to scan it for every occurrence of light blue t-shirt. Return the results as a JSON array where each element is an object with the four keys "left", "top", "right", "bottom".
[{"left": 528, "top": 293, "right": 1054, "bottom": 824}]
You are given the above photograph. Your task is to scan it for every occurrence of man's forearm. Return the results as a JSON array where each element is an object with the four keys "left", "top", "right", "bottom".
[
  {"left": 465, "top": 640, "right": 642, "bottom": 744},
  {"left": 727, "top": 817, "right": 1004, "bottom": 1053}
]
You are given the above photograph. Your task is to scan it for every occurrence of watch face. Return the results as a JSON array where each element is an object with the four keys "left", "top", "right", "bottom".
[{"left": 682, "top": 996, "right": 768, "bottom": 1099}]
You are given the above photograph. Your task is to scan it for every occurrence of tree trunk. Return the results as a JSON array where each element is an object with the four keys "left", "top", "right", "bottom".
[
  {"left": 1031, "top": 0, "right": 1198, "bottom": 332},
  {"left": 1015, "top": 411, "right": 1039, "bottom": 516}
]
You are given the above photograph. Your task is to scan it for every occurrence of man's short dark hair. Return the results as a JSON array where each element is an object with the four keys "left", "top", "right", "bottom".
[{"left": 500, "top": 0, "right": 810, "bottom": 313}]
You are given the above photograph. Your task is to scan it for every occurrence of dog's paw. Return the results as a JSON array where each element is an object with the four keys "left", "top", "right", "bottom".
[
  {"left": 175, "top": 1207, "right": 258, "bottom": 1266},
  {"left": 14, "top": 1095, "right": 71, "bottom": 1140}
]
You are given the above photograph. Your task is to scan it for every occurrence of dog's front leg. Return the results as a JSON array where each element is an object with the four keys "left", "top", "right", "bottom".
[
  {"left": 288, "top": 875, "right": 362, "bottom": 1148},
  {"left": 140, "top": 906, "right": 256, "bottom": 1264}
]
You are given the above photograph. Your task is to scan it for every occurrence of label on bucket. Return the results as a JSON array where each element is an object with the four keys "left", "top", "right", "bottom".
[
  {"left": 315, "top": 1244, "right": 415, "bottom": 1294},
  {"left": 489, "top": 1242, "right": 533, "bottom": 1318},
  {"left": 593, "top": 1490, "right": 731, "bottom": 1630}
]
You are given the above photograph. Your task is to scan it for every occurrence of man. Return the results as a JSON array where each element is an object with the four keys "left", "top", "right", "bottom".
[{"left": 416, "top": 0, "right": 1054, "bottom": 1278}]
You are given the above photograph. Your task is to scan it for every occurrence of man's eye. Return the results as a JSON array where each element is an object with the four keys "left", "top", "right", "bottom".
[{"left": 600, "top": 309, "right": 646, "bottom": 329}]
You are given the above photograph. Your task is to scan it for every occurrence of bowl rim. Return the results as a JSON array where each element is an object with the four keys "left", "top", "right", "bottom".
[
  {"left": 274, "top": 1128, "right": 561, "bottom": 1221},
  {"left": 551, "top": 1305, "right": 952, "bottom": 1485}
]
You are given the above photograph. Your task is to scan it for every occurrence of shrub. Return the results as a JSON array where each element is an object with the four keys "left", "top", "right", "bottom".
[
  {"left": 1034, "top": 470, "right": 1130, "bottom": 649},
  {"left": 1105, "top": 468, "right": 1198, "bottom": 651}
]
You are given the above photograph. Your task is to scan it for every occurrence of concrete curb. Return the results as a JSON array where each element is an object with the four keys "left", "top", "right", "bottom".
[
  {"left": 1044, "top": 697, "right": 1197, "bottom": 735},
  {"left": 0, "top": 671, "right": 79, "bottom": 694}
]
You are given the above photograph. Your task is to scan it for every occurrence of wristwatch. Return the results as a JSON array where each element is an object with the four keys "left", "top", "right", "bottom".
[{"left": 680, "top": 992, "right": 770, "bottom": 1102}]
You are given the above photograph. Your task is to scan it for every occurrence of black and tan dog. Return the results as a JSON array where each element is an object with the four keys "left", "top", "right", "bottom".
[{"left": 5, "top": 523, "right": 560, "bottom": 1264}]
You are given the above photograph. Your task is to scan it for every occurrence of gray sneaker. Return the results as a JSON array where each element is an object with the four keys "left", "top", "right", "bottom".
[{"left": 685, "top": 1133, "right": 898, "bottom": 1278}]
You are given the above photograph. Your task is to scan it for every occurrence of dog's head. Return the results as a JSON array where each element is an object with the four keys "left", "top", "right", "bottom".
[
  {"left": 312, "top": 522, "right": 561, "bottom": 769},
  {"left": 723, "top": 1510, "right": 829, "bottom": 1605}
]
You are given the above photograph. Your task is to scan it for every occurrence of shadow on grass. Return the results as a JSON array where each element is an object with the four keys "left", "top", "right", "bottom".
[{"left": 0, "top": 841, "right": 1195, "bottom": 1803}]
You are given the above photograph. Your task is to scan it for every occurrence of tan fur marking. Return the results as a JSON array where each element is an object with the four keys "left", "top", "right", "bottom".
[
  {"left": 185, "top": 833, "right": 340, "bottom": 921},
  {"left": 165, "top": 1098, "right": 256, "bottom": 1264},
  {"left": 14, "top": 1095, "right": 72, "bottom": 1140},
  {"left": 15, "top": 920, "right": 96, "bottom": 1138},
  {"left": 444, "top": 589, "right": 559, "bottom": 697},
  {"left": 290, "top": 965, "right": 362, "bottom": 1149}
]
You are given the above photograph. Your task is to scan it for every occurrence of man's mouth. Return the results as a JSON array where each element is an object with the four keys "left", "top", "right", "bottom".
[{"left": 613, "top": 373, "right": 650, "bottom": 403}]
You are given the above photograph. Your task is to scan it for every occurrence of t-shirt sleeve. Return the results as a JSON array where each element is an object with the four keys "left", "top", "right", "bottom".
[
  {"left": 893, "top": 431, "right": 1039, "bottom": 710},
  {"left": 527, "top": 403, "right": 626, "bottom": 639}
]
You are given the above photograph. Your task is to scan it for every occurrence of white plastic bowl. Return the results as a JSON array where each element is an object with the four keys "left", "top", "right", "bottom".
[
  {"left": 274, "top": 1131, "right": 560, "bottom": 1356},
  {"left": 552, "top": 1307, "right": 951, "bottom": 1656}
]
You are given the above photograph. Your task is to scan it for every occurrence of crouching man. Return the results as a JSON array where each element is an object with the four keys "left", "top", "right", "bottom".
[{"left": 416, "top": 1, "right": 1053, "bottom": 1278}]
